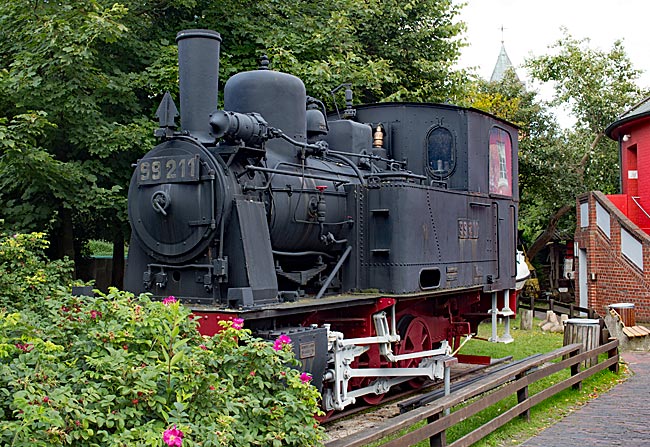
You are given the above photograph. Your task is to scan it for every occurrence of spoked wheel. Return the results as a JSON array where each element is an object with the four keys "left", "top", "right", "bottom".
[{"left": 396, "top": 315, "right": 433, "bottom": 389}]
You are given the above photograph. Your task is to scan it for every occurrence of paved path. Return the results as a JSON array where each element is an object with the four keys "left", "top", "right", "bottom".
[{"left": 520, "top": 351, "right": 650, "bottom": 447}]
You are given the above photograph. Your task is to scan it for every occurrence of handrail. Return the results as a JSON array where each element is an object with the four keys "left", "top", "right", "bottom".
[{"left": 631, "top": 196, "right": 650, "bottom": 220}]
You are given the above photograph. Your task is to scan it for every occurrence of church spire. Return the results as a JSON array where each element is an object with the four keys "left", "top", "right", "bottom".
[{"left": 490, "top": 26, "right": 520, "bottom": 83}]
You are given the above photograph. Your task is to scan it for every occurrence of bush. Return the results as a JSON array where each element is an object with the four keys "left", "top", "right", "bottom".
[
  {"left": 0, "top": 231, "right": 74, "bottom": 312},
  {"left": 0, "top": 232, "right": 325, "bottom": 446}
]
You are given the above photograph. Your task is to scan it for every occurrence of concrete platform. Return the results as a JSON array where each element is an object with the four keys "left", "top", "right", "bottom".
[{"left": 520, "top": 351, "right": 650, "bottom": 447}]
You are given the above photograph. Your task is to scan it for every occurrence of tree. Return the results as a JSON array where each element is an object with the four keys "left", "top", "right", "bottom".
[
  {"left": 0, "top": 0, "right": 196, "bottom": 280},
  {"left": 194, "top": 0, "right": 467, "bottom": 105},
  {"left": 0, "top": 0, "right": 468, "bottom": 284},
  {"left": 522, "top": 30, "right": 646, "bottom": 259}
]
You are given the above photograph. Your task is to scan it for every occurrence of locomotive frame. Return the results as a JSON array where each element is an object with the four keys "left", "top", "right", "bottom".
[{"left": 124, "top": 29, "right": 520, "bottom": 413}]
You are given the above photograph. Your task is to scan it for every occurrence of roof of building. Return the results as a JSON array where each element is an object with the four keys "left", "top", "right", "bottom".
[
  {"left": 605, "top": 96, "right": 650, "bottom": 139},
  {"left": 490, "top": 43, "right": 519, "bottom": 83}
]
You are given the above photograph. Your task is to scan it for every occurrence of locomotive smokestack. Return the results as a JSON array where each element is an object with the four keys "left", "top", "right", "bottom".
[{"left": 176, "top": 29, "right": 221, "bottom": 144}]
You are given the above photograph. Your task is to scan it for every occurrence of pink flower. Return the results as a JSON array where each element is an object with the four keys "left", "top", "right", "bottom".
[
  {"left": 163, "top": 425, "right": 184, "bottom": 447},
  {"left": 300, "top": 372, "right": 312, "bottom": 384},
  {"left": 89, "top": 310, "right": 102, "bottom": 319},
  {"left": 162, "top": 296, "right": 177, "bottom": 306},
  {"left": 199, "top": 344, "right": 207, "bottom": 350},
  {"left": 231, "top": 317, "right": 244, "bottom": 330},
  {"left": 273, "top": 334, "right": 292, "bottom": 351}
]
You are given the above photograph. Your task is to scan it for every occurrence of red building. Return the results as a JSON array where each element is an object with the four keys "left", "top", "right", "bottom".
[{"left": 575, "top": 98, "right": 650, "bottom": 322}]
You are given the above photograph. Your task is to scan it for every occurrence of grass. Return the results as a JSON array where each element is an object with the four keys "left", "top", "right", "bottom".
[
  {"left": 367, "top": 315, "right": 628, "bottom": 447},
  {"left": 87, "top": 239, "right": 128, "bottom": 257}
]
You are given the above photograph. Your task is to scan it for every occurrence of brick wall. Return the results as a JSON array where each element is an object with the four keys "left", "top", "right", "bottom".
[{"left": 575, "top": 191, "right": 650, "bottom": 322}]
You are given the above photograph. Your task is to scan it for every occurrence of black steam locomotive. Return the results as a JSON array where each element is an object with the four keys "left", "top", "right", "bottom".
[{"left": 125, "top": 29, "right": 519, "bottom": 413}]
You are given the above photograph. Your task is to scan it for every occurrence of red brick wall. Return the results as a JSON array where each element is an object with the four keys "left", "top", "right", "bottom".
[
  {"left": 575, "top": 191, "right": 650, "bottom": 322},
  {"left": 620, "top": 119, "right": 650, "bottom": 230}
]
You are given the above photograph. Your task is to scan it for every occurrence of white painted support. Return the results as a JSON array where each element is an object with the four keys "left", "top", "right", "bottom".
[
  {"left": 444, "top": 364, "right": 451, "bottom": 416},
  {"left": 489, "top": 290, "right": 515, "bottom": 343},
  {"left": 489, "top": 292, "right": 499, "bottom": 342},
  {"left": 500, "top": 289, "right": 514, "bottom": 344}
]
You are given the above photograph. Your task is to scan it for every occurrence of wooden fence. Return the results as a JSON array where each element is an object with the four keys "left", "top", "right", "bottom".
[
  {"left": 325, "top": 340, "right": 619, "bottom": 447},
  {"left": 518, "top": 295, "right": 597, "bottom": 320}
]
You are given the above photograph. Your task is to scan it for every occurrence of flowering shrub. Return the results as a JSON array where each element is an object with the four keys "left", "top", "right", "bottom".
[
  {"left": 0, "top": 231, "right": 325, "bottom": 446},
  {"left": 0, "top": 231, "right": 73, "bottom": 311}
]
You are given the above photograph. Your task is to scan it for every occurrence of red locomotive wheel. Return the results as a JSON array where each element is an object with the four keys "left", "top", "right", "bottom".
[
  {"left": 350, "top": 350, "right": 388, "bottom": 405},
  {"left": 359, "top": 381, "right": 386, "bottom": 405},
  {"left": 396, "top": 316, "right": 433, "bottom": 389}
]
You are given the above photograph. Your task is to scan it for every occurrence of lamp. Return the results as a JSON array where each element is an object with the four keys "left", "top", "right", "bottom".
[{"left": 623, "top": 134, "right": 631, "bottom": 142}]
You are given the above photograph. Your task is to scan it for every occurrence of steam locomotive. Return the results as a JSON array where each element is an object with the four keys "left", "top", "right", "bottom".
[{"left": 124, "top": 29, "right": 520, "bottom": 413}]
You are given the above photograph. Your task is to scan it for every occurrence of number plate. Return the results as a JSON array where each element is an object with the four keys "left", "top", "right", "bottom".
[
  {"left": 458, "top": 219, "right": 479, "bottom": 239},
  {"left": 137, "top": 155, "right": 200, "bottom": 185}
]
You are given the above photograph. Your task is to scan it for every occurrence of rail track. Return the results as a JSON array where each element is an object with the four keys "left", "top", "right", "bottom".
[
  {"left": 324, "top": 341, "right": 620, "bottom": 447},
  {"left": 323, "top": 356, "right": 514, "bottom": 441}
]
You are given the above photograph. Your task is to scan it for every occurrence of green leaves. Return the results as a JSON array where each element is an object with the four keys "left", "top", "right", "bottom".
[
  {"left": 0, "top": 286, "right": 325, "bottom": 446},
  {"left": 526, "top": 29, "right": 644, "bottom": 135},
  {"left": 0, "top": 0, "right": 468, "bottom": 263}
]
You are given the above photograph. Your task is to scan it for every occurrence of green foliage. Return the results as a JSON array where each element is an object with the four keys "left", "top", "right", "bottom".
[
  {"left": 0, "top": 0, "right": 159, "bottom": 259},
  {"left": 0, "top": 0, "right": 468, "bottom": 265},
  {"left": 526, "top": 29, "right": 645, "bottom": 134},
  {"left": 88, "top": 239, "right": 115, "bottom": 257},
  {"left": 0, "top": 232, "right": 325, "bottom": 446},
  {"left": 0, "top": 291, "right": 324, "bottom": 446},
  {"left": 0, "top": 231, "right": 74, "bottom": 312},
  {"left": 461, "top": 30, "right": 647, "bottom": 253},
  {"left": 517, "top": 30, "right": 647, "bottom": 250},
  {"left": 196, "top": 0, "right": 466, "bottom": 106}
]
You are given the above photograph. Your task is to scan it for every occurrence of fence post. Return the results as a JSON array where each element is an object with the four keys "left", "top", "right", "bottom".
[
  {"left": 570, "top": 348, "right": 582, "bottom": 391},
  {"left": 428, "top": 413, "right": 446, "bottom": 447},
  {"left": 608, "top": 342, "right": 620, "bottom": 374},
  {"left": 569, "top": 303, "right": 574, "bottom": 318},
  {"left": 549, "top": 298, "right": 554, "bottom": 314},
  {"left": 516, "top": 372, "right": 530, "bottom": 422}
]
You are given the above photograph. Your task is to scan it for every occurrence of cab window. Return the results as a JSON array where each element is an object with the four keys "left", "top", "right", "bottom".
[
  {"left": 427, "top": 126, "right": 455, "bottom": 178},
  {"left": 489, "top": 127, "right": 512, "bottom": 196}
]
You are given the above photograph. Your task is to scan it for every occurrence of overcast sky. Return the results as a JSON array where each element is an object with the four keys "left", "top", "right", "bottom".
[{"left": 455, "top": 0, "right": 650, "bottom": 90}]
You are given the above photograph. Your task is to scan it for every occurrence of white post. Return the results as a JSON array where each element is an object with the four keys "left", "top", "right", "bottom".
[
  {"left": 500, "top": 289, "right": 514, "bottom": 343},
  {"left": 489, "top": 291, "right": 499, "bottom": 342},
  {"left": 444, "top": 365, "right": 451, "bottom": 416}
]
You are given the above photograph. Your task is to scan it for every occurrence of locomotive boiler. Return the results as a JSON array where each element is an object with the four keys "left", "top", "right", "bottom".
[{"left": 124, "top": 29, "right": 520, "bottom": 413}]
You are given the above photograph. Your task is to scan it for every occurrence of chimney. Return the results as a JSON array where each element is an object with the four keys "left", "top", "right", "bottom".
[{"left": 175, "top": 29, "right": 221, "bottom": 144}]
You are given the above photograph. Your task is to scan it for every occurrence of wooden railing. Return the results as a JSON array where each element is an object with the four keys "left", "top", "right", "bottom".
[
  {"left": 518, "top": 295, "right": 597, "bottom": 319},
  {"left": 325, "top": 340, "right": 619, "bottom": 447}
]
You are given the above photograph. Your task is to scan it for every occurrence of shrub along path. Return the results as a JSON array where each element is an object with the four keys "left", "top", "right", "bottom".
[{"left": 520, "top": 351, "right": 650, "bottom": 446}]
